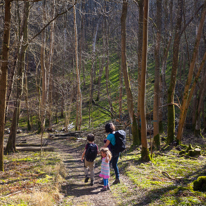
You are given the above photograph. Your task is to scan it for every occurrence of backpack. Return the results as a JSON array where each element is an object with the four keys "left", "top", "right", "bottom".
[
  {"left": 113, "top": 130, "right": 126, "bottom": 153},
  {"left": 85, "top": 143, "right": 97, "bottom": 162}
]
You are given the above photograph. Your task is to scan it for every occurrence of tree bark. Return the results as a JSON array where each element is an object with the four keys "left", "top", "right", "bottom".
[
  {"left": 24, "top": 53, "right": 31, "bottom": 131},
  {"left": 176, "top": 1, "right": 206, "bottom": 143},
  {"left": 119, "top": 55, "right": 123, "bottom": 120},
  {"left": 194, "top": 70, "right": 206, "bottom": 137},
  {"left": 159, "top": 35, "right": 172, "bottom": 133},
  {"left": 153, "top": 0, "right": 162, "bottom": 149},
  {"left": 121, "top": 0, "right": 140, "bottom": 146},
  {"left": 40, "top": 0, "right": 47, "bottom": 151},
  {"left": 0, "top": 0, "right": 12, "bottom": 171},
  {"left": 105, "top": 17, "right": 114, "bottom": 118},
  {"left": 73, "top": 1, "right": 82, "bottom": 131},
  {"left": 97, "top": 12, "right": 106, "bottom": 101},
  {"left": 140, "top": 0, "right": 150, "bottom": 161},
  {"left": 5, "top": 1, "right": 29, "bottom": 154},
  {"left": 167, "top": 0, "right": 183, "bottom": 144},
  {"left": 137, "top": 0, "right": 143, "bottom": 140},
  {"left": 48, "top": 0, "right": 55, "bottom": 129}
]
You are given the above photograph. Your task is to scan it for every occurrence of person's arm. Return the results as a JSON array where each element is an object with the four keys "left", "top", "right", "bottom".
[
  {"left": 103, "top": 139, "right": 111, "bottom": 148},
  {"left": 81, "top": 149, "right": 86, "bottom": 162},
  {"left": 97, "top": 145, "right": 100, "bottom": 154},
  {"left": 105, "top": 155, "right": 110, "bottom": 163}
]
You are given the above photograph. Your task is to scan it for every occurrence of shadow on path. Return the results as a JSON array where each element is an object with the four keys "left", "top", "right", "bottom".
[{"left": 62, "top": 182, "right": 102, "bottom": 197}]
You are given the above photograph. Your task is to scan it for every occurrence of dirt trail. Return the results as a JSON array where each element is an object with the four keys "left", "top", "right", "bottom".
[{"left": 49, "top": 139, "right": 117, "bottom": 206}]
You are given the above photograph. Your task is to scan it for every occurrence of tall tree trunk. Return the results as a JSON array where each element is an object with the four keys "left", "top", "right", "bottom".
[
  {"left": 79, "top": 0, "right": 85, "bottom": 77},
  {"left": 203, "top": 96, "right": 206, "bottom": 133},
  {"left": 105, "top": 17, "right": 114, "bottom": 118},
  {"left": 153, "top": 0, "right": 162, "bottom": 149},
  {"left": 40, "top": 0, "right": 47, "bottom": 150},
  {"left": 5, "top": 1, "right": 29, "bottom": 154},
  {"left": 176, "top": 2, "right": 206, "bottom": 143},
  {"left": 121, "top": 0, "right": 140, "bottom": 146},
  {"left": 73, "top": 1, "right": 82, "bottom": 131},
  {"left": 97, "top": 14, "right": 106, "bottom": 101},
  {"left": 24, "top": 53, "right": 31, "bottom": 131},
  {"left": 0, "top": 0, "right": 11, "bottom": 171},
  {"left": 5, "top": 48, "right": 18, "bottom": 121},
  {"left": 137, "top": 0, "right": 143, "bottom": 139},
  {"left": 159, "top": 0, "right": 173, "bottom": 128},
  {"left": 159, "top": 35, "right": 172, "bottom": 133},
  {"left": 89, "top": 17, "right": 100, "bottom": 127},
  {"left": 194, "top": 70, "right": 206, "bottom": 137},
  {"left": 119, "top": 56, "right": 123, "bottom": 120},
  {"left": 140, "top": 0, "right": 150, "bottom": 161},
  {"left": 48, "top": 0, "right": 55, "bottom": 129},
  {"left": 167, "top": 0, "right": 183, "bottom": 144}
]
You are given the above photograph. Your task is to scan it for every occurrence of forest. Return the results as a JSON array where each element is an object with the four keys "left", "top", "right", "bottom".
[{"left": 0, "top": 0, "right": 206, "bottom": 205}]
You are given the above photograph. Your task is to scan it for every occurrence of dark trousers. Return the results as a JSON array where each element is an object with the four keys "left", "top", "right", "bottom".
[{"left": 111, "top": 152, "right": 119, "bottom": 179}]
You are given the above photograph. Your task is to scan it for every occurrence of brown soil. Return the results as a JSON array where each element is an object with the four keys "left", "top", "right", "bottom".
[
  {"left": 49, "top": 137, "right": 118, "bottom": 206},
  {"left": 47, "top": 130, "right": 141, "bottom": 206}
]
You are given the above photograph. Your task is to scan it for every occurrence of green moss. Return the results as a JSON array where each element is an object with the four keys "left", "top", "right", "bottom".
[
  {"left": 179, "top": 150, "right": 186, "bottom": 155},
  {"left": 180, "top": 144, "right": 188, "bottom": 150},
  {"left": 176, "top": 138, "right": 181, "bottom": 145},
  {"left": 193, "top": 176, "right": 206, "bottom": 191},
  {"left": 188, "top": 149, "right": 201, "bottom": 157},
  {"left": 186, "top": 144, "right": 193, "bottom": 152},
  {"left": 37, "top": 121, "right": 41, "bottom": 134},
  {"left": 154, "top": 134, "right": 160, "bottom": 149},
  {"left": 167, "top": 103, "right": 175, "bottom": 144},
  {"left": 132, "top": 115, "right": 141, "bottom": 146},
  {"left": 141, "top": 147, "right": 151, "bottom": 162},
  {"left": 161, "top": 145, "right": 171, "bottom": 151}
]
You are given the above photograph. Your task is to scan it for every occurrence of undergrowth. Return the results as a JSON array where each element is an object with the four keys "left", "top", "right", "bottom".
[{"left": 0, "top": 151, "right": 66, "bottom": 206}]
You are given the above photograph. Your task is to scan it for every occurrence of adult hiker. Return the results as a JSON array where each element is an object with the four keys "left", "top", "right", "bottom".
[{"left": 103, "top": 122, "right": 120, "bottom": 184}]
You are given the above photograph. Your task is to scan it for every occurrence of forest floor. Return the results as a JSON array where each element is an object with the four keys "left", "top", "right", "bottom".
[{"left": 1, "top": 128, "right": 206, "bottom": 206}]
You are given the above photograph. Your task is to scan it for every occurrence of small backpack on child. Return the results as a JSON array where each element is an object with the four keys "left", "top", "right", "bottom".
[{"left": 85, "top": 143, "right": 98, "bottom": 162}]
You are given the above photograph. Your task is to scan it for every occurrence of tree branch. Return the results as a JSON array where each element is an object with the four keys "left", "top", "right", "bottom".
[
  {"left": 180, "top": 4, "right": 204, "bottom": 37},
  {"left": 160, "top": 103, "right": 180, "bottom": 109},
  {"left": 92, "top": 99, "right": 115, "bottom": 117},
  {"left": 28, "top": 4, "right": 75, "bottom": 44}
]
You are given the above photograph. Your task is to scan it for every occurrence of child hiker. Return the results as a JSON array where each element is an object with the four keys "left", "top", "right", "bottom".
[
  {"left": 99, "top": 147, "right": 112, "bottom": 191},
  {"left": 81, "top": 134, "right": 98, "bottom": 186}
]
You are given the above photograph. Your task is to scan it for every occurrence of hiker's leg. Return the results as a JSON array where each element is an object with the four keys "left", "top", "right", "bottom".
[
  {"left": 112, "top": 155, "right": 119, "bottom": 180},
  {"left": 84, "top": 167, "right": 88, "bottom": 177},
  {"left": 103, "top": 178, "right": 107, "bottom": 187},
  {"left": 101, "top": 178, "right": 108, "bottom": 191},
  {"left": 88, "top": 161, "right": 94, "bottom": 181},
  {"left": 105, "top": 178, "right": 108, "bottom": 186},
  {"left": 84, "top": 159, "right": 89, "bottom": 177}
]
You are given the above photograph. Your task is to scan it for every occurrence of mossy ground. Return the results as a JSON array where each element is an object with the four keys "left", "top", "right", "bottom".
[
  {"left": 1, "top": 131, "right": 206, "bottom": 206},
  {"left": 0, "top": 148, "right": 65, "bottom": 205}
]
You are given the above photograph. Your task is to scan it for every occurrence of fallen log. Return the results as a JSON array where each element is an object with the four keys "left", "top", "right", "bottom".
[
  {"left": 54, "top": 131, "right": 82, "bottom": 137},
  {"left": 16, "top": 143, "right": 48, "bottom": 147},
  {"left": 16, "top": 146, "right": 54, "bottom": 151}
]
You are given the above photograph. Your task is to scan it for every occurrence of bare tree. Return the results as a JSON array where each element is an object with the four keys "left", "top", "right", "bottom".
[
  {"left": 153, "top": 0, "right": 162, "bottom": 149},
  {"left": 177, "top": 1, "right": 206, "bottom": 143},
  {"left": 167, "top": 0, "right": 183, "bottom": 144},
  {"left": 48, "top": 0, "right": 56, "bottom": 129},
  {"left": 136, "top": 0, "right": 143, "bottom": 144},
  {"left": 73, "top": 0, "right": 82, "bottom": 131},
  {"left": 0, "top": 0, "right": 12, "bottom": 171},
  {"left": 140, "top": 0, "right": 150, "bottom": 161},
  {"left": 121, "top": 0, "right": 140, "bottom": 146},
  {"left": 5, "top": 1, "right": 30, "bottom": 154}
]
